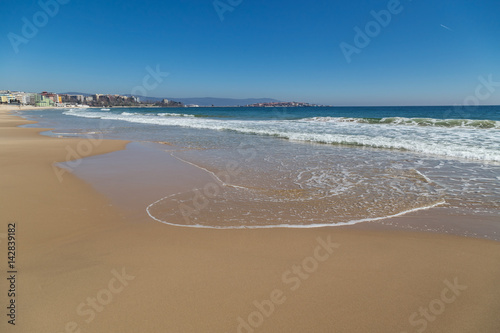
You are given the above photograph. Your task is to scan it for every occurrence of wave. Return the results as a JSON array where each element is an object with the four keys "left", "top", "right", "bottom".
[
  {"left": 301, "top": 116, "right": 500, "bottom": 129},
  {"left": 62, "top": 109, "right": 500, "bottom": 162},
  {"left": 158, "top": 112, "right": 195, "bottom": 117},
  {"left": 146, "top": 191, "right": 446, "bottom": 229},
  {"left": 230, "top": 130, "right": 500, "bottom": 162},
  {"left": 121, "top": 111, "right": 195, "bottom": 117}
]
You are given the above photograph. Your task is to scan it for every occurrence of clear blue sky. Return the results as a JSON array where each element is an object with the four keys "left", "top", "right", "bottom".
[{"left": 1, "top": 0, "right": 499, "bottom": 105}]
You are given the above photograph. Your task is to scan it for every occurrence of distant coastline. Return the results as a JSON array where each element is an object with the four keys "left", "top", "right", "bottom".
[{"left": 1, "top": 89, "right": 325, "bottom": 108}]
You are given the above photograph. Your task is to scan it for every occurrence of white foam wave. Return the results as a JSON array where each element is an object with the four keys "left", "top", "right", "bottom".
[
  {"left": 158, "top": 112, "right": 195, "bottom": 117},
  {"left": 146, "top": 192, "right": 446, "bottom": 229},
  {"left": 302, "top": 116, "right": 500, "bottom": 129},
  {"left": 62, "top": 109, "right": 500, "bottom": 162}
]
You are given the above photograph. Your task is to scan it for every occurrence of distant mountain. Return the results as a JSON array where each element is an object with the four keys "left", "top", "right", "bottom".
[
  {"left": 168, "top": 97, "right": 281, "bottom": 107},
  {"left": 61, "top": 92, "right": 93, "bottom": 96},
  {"left": 59, "top": 92, "right": 281, "bottom": 106},
  {"left": 121, "top": 96, "right": 282, "bottom": 106}
]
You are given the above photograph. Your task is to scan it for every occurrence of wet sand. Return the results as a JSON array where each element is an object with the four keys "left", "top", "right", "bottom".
[
  {"left": 1, "top": 105, "right": 500, "bottom": 332},
  {"left": 65, "top": 140, "right": 500, "bottom": 241}
]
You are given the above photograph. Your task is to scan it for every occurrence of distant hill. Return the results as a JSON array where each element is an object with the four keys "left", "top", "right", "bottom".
[
  {"left": 60, "top": 93, "right": 281, "bottom": 107},
  {"left": 61, "top": 92, "right": 93, "bottom": 96},
  {"left": 169, "top": 97, "right": 281, "bottom": 107}
]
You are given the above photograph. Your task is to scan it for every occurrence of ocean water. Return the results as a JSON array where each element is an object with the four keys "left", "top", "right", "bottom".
[{"left": 20, "top": 106, "right": 500, "bottom": 228}]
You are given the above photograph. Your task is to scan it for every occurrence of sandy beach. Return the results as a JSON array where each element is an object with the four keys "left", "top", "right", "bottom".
[{"left": 1, "top": 105, "right": 500, "bottom": 333}]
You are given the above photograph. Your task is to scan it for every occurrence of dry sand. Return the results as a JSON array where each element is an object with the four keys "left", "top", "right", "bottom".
[{"left": 1, "top": 105, "right": 499, "bottom": 332}]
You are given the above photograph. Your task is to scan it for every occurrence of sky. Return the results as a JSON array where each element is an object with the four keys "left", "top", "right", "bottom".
[{"left": 1, "top": 0, "right": 500, "bottom": 106}]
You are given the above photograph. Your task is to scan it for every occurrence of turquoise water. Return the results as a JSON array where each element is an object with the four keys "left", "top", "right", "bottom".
[
  {"left": 57, "top": 105, "right": 500, "bottom": 162},
  {"left": 60, "top": 105, "right": 500, "bottom": 121},
  {"left": 20, "top": 106, "right": 500, "bottom": 229}
]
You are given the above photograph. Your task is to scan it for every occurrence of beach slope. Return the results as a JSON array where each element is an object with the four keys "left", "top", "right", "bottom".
[{"left": 1, "top": 106, "right": 499, "bottom": 333}]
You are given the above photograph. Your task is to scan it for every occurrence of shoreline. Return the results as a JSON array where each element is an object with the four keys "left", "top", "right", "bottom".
[
  {"left": 63, "top": 139, "right": 499, "bottom": 240},
  {"left": 14, "top": 105, "right": 500, "bottom": 238},
  {"left": 2, "top": 105, "right": 500, "bottom": 332},
  {"left": 82, "top": 142, "right": 500, "bottom": 240}
]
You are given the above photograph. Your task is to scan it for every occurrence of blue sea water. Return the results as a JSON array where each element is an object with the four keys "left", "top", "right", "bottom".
[
  {"left": 26, "top": 105, "right": 500, "bottom": 161},
  {"left": 65, "top": 105, "right": 500, "bottom": 121},
  {"left": 19, "top": 106, "right": 500, "bottom": 229}
]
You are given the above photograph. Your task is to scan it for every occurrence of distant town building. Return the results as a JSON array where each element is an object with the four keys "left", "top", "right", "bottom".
[
  {"left": 0, "top": 93, "right": 15, "bottom": 104},
  {"left": 1, "top": 89, "right": 183, "bottom": 108},
  {"left": 35, "top": 94, "right": 55, "bottom": 107},
  {"left": 70, "top": 94, "right": 84, "bottom": 102},
  {"left": 245, "top": 101, "right": 321, "bottom": 107},
  {"left": 17, "top": 92, "right": 36, "bottom": 105},
  {"left": 41, "top": 92, "right": 61, "bottom": 104},
  {"left": 1, "top": 91, "right": 38, "bottom": 105}
]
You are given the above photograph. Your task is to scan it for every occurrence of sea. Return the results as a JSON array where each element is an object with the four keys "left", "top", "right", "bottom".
[{"left": 19, "top": 105, "right": 500, "bottom": 231}]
